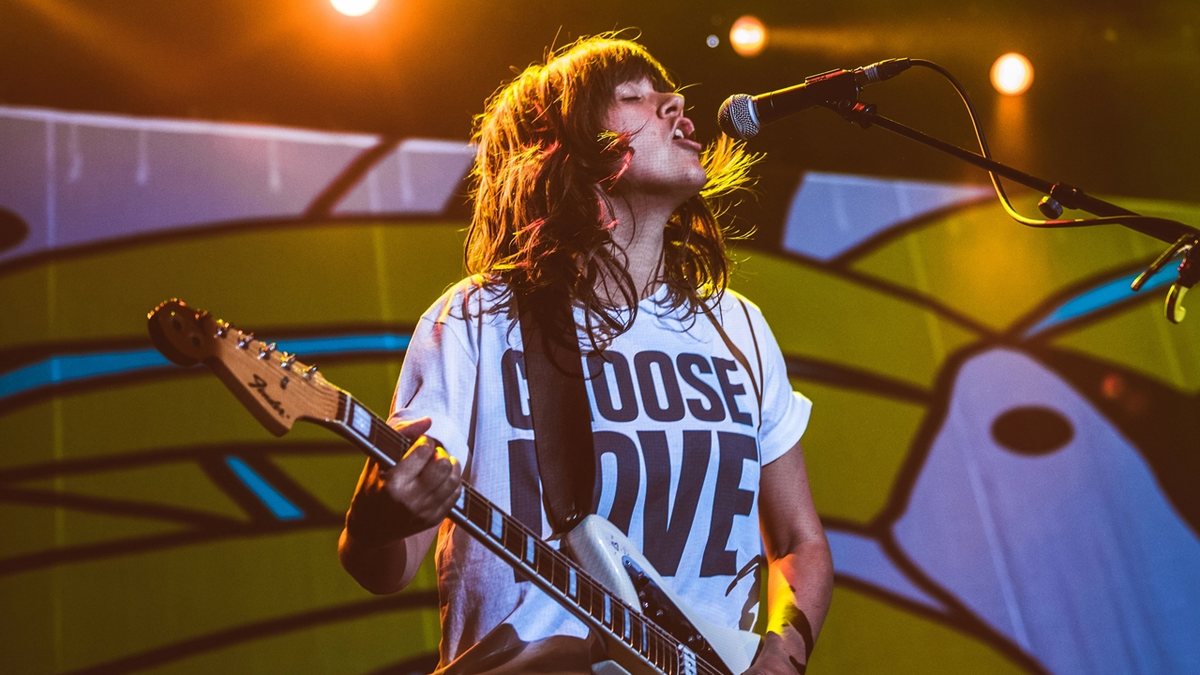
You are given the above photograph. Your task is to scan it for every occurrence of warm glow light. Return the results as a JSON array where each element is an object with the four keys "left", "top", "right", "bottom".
[
  {"left": 331, "top": 0, "right": 379, "bottom": 17},
  {"left": 991, "top": 52, "right": 1034, "bottom": 96},
  {"left": 730, "top": 16, "right": 767, "bottom": 57}
]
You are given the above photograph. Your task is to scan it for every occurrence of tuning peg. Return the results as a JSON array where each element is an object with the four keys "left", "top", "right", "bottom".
[
  {"left": 303, "top": 364, "right": 319, "bottom": 380},
  {"left": 215, "top": 322, "right": 229, "bottom": 338},
  {"left": 281, "top": 353, "right": 297, "bottom": 370},
  {"left": 236, "top": 332, "right": 254, "bottom": 349},
  {"left": 257, "top": 342, "right": 277, "bottom": 359}
]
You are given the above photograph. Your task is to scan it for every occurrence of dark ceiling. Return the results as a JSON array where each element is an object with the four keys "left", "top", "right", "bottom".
[{"left": 4, "top": 0, "right": 1200, "bottom": 205}]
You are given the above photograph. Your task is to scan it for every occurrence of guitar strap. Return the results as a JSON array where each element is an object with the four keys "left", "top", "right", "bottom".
[
  {"left": 517, "top": 292, "right": 595, "bottom": 536},
  {"left": 702, "top": 297, "right": 764, "bottom": 431}
]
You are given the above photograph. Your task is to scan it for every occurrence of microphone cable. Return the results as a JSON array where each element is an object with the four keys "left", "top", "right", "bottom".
[{"left": 906, "top": 58, "right": 1189, "bottom": 236}]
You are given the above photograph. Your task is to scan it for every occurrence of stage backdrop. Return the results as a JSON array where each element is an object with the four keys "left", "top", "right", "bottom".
[{"left": 2, "top": 105, "right": 1197, "bottom": 674}]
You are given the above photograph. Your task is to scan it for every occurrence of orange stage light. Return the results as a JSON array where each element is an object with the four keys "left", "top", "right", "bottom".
[
  {"left": 991, "top": 52, "right": 1034, "bottom": 96},
  {"left": 730, "top": 16, "right": 767, "bottom": 58},
  {"left": 331, "top": 0, "right": 379, "bottom": 17}
]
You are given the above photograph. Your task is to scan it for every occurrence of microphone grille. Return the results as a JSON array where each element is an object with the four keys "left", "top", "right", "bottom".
[{"left": 717, "top": 94, "right": 760, "bottom": 140}]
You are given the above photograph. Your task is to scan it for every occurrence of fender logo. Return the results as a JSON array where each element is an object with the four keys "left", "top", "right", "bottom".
[{"left": 248, "top": 374, "right": 288, "bottom": 418}]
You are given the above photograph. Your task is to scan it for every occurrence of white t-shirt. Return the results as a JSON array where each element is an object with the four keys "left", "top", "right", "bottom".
[{"left": 389, "top": 276, "right": 812, "bottom": 664}]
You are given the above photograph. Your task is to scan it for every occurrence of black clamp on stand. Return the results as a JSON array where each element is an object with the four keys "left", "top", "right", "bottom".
[
  {"left": 820, "top": 94, "right": 1200, "bottom": 325},
  {"left": 1132, "top": 233, "right": 1200, "bottom": 323}
]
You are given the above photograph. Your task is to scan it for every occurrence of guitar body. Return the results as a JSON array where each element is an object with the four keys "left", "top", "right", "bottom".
[{"left": 565, "top": 516, "right": 760, "bottom": 674}]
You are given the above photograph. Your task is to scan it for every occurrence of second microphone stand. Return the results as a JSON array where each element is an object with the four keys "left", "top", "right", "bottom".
[{"left": 821, "top": 97, "right": 1200, "bottom": 323}]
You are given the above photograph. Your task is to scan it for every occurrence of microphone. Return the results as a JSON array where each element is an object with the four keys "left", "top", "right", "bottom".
[{"left": 718, "top": 58, "right": 912, "bottom": 140}]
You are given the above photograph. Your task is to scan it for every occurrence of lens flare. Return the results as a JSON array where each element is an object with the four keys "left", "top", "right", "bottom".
[
  {"left": 730, "top": 16, "right": 767, "bottom": 58},
  {"left": 991, "top": 52, "right": 1034, "bottom": 96}
]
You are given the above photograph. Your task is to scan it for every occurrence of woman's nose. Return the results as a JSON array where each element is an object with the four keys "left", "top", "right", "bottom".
[{"left": 659, "top": 92, "right": 684, "bottom": 117}]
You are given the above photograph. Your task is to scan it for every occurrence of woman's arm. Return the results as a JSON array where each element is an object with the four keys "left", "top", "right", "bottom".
[
  {"left": 746, "top": 441, "right": 834, "bottom": 674},
  {"left": 338, "top": 417, "right": 462, "bottom": 594}
]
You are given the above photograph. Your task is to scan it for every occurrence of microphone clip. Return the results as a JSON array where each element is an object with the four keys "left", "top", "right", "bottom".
[
  {"left": 824, "top": 99, "right": 878, "bottom": 130},
  {"left": 1131, "top": 233, "right": 1200, "bottom": 323}
]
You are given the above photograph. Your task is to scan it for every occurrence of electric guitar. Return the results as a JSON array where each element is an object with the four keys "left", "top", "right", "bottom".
[{"left": 147, "top": 299, "right": 761, "bottom": 675}]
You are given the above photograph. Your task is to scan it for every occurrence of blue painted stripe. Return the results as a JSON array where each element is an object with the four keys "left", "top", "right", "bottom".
[
  {"left": 279, "top": 333, "right": 411, "bottom": 355},
  {"left": 0, "top": 332, "right": 411, "bottom": 404},
  {"left": 224, "top": 455, "right": 305, "bottom": 521},
  {"left": 0, "top": 348, "right": 170, "bottom": 400},
  {"left": 1024, "top": 271, "right": 1175, "bottom": 338}
]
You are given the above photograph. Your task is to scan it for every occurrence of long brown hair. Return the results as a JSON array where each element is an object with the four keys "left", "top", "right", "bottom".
[{"left": 465, "top": 34, "right": 758, "bottom": 345}]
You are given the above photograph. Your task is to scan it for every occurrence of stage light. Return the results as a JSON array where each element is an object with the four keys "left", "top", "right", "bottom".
[
  {"left": 706, "top": 34, "right": 720, "bottom": 49},
  {"left": 331, "top": 0, "right": 379, "bottom": 17},
  {"left": 730, "top": 16, "right": 767, "bottom": 57},
  {"left": 991, "top": 52, "right": 1034, "bottom": 96}
]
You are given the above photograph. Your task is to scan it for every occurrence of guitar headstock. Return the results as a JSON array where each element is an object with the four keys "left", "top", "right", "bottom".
[
  {"left": 147, "top": 299, "right": 219, "bottom": 365},
  {"left": 147, "top": 299, "right": 342, "bottom": 436}
]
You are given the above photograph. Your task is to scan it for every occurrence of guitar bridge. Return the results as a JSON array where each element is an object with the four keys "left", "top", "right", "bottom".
[{"left": 621, "top": 557, "right": 729, "bottom": 674}]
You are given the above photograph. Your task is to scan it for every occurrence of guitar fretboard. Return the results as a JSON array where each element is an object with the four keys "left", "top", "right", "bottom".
[{"left": 331, "top": 392, "right": 724, "bottom": 675}]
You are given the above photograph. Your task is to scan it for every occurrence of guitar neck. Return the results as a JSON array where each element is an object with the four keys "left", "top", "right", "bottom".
[{"left": 322, "top": 391, "right": 722, "bottom": 675}]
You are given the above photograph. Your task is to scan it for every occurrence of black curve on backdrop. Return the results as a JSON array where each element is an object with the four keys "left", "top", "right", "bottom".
[
  {"left": 212, "top": 451, "right": 341, "bottom": 522},
  {"left": 0, "top": 525, "right": 309, "bottom": 577},
  {"left": 0, "top": 335, "right": 153, "bottom": 376},
  {"left": 1006, "top": 257, "right": 1161, "bottom": 342},
  {"left": 822, "top": 517, "right": 965, "bottom": 630},
  {"left": 825, "top": 192, "right": 996, "bottom": 269},
  {"left": 835, "top": 573, "right": 1043, "bottom": 670},
  {"left": 196, "top": 453, "right": 285, "bottom": 523},
  {"left": 367, "top": 651, "right": 441, "bottom": 675},
  {"left": 844, "top": 339, "right": 1048, "bottom": 673},
  {"left": 869, "top": 342, "right": 995, "bottom": 530},
  {"left": 823, "top": 524, "right": 1044, "bottom": 672},
  {"left": 0, "top": 440, "right": 344, "bottom": 483},
  {"left": 304, "top": 137, "right": 401, "bottom": 217},
  {"left": 833, "top": 574, "right": 948, "bottom": 624},
  {"left": 0, "top": 486, "right": 245, "bottom": 529},
  {"left": 878, "top": 530, "right": 1046, "bottom": 673},
  {"left": 737, "top": 243, "right": 995, "bottom": 338},
  {"left": 0, "top": 441, "right": 353, "bottom": 577},
  {"left": 0, "top": 213, "right": 463, "bottom": 278},
  {"left": 303, "top": 136, "right": 475, "bottom": 222},
  {"left": 64, "top": 592, "right": 439, "bottom": 675},
  {"left": 821, "top": 516, "right": 963, "bottom": 629},
  {"left": 785, "top": 356, "right": 930, "bottom": 404}
]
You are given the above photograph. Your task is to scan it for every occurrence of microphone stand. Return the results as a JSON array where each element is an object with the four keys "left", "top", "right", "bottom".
[{"left": 820, "top": 98, "right": 1200, "bottom": 323}]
